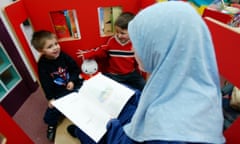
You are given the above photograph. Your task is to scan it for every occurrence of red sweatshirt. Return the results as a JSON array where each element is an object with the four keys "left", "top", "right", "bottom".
[{"left": 83, "top": 35, "right": 138, "bottom": 75}]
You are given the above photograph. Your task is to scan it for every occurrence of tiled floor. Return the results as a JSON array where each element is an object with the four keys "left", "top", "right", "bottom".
[{"left": 13, "top": 87, "right": 80, "bottom": 144}]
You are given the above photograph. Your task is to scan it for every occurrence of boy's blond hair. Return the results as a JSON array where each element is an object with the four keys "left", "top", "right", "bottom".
[{"left": 31, "top": 30, "right": 56, "bottom": 51}]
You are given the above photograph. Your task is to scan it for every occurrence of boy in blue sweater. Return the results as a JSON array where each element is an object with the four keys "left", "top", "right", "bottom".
[{"left": 31, "top": 30, "right": 82, "bottom": 141}]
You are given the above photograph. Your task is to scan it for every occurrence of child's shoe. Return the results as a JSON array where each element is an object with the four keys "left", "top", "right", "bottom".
[
  {"left": 67, "top": 124, "right": 77, "bottom": 138},
  {"left": 47, "top": 125, "right": 56, "bottom": 141}
]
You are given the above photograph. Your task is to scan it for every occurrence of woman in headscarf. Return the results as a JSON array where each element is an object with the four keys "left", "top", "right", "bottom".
[
  {"left": 75, "top": 1, "right": 225, "bottom": 144},
  {"left": 106, "top": 1, "right": 225, "bottom": 144}
]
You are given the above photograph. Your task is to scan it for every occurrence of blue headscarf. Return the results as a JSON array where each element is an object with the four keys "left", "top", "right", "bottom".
[{"left": 123, "top": 1, "right": 225, "bottom": 143}]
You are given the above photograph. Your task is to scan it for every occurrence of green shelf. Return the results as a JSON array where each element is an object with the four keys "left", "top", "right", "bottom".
[
  {"left": 0, "top": 43, "right": 21, "bottom": 101},
  {"left": 0, "top": 66, "right": 21, "bottom": 90},
  {"left": 0, "top": 84, "right": 7, "bottom": 100},
  {"left": 0, "top": 47, "right": 11, "bottom": 73}
]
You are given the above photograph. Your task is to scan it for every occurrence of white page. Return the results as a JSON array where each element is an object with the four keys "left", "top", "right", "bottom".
[
  {"left": 81, "top": 73, "right": 135, "bottom": 117},
  {"left": 52, "top": 92, "right": 110, "bottom": 142},
  {"left": 52, "top": 73, "right": 135, "bottom": 142}
]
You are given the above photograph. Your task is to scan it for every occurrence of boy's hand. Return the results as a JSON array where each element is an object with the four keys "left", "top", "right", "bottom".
[
  {"left": 76, "top": 49, "right": 85, "bottom": 59},
  {"left": 66, "top": 81, "right": 74, "bottom": 90},
  {"left": 48, "top": 99, "right": 55, "bottom": 108}
]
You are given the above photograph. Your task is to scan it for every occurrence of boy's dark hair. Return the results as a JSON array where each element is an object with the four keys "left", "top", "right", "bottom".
[
  {"left": 114, "top": 12, "right": 135, "bottom": 29},
  {"left": 31, "top": 30, "right": 56, "bottom": 51}
]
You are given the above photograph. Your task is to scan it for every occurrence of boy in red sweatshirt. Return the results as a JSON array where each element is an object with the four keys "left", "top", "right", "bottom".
[{"left": 77, "top": 12, "right": 145, "bottom": 91}]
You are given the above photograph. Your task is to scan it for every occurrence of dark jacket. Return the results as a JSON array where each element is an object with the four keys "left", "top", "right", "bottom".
[{"left": 38, "top": 52, "right": 82, "bottom": 100}]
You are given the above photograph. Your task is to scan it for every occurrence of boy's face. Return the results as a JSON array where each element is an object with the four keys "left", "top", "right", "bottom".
[
  {"left": 115, "top": 26, "right": 129, "bottom": 43},
  {"left": 39, "top": 38, "right": 61, "bottom": 59}
]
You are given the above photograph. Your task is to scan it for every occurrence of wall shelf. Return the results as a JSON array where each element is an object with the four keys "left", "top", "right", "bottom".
[
  {"left": 0, "top": 47, "right": 11, "bottom": 73},
  {"left": 0, "top": 43, "right": 21, "bottom": 101},
  {"left": 98, "top": 6, "right": 122, "bottom": 37},
  {"left": 49, "top": 9, "right": 81, "bottom": 41}
]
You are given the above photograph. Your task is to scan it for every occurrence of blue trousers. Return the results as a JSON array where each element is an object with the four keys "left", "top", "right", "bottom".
[
  {"left": 44, "top": 107, "right": 62, "bottom": 126},
  {"left": 104, "top": 69, "right": 146, "bottom": 91}
]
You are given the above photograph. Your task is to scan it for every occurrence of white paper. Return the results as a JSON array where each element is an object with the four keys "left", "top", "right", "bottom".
[{"left": 52, "top": 73, "right": 135, "bottom": 142}]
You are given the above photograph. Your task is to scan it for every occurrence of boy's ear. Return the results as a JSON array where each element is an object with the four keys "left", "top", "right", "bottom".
[
  {"left": 37, "top": 49, "right": 44, "bottom": 55},
  {"left": 36, "top": 48, "right": 43, "bottom": 52}
]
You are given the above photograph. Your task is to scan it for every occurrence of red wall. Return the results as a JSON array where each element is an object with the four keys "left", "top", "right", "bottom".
[
  {"left": 0, "top": 106, "right": 34, "bottom": 144},
  {"left": 4, "top": 0, "right": 157, "bottom": 75},
  {"left": 141, "top": 0, "right": 157, "bottom": 9},
  {"left": 224, "top": 117, "right": 240, "bottom": 144},
  {"left": 23, "top": 0, "right": 140, "bottom": 53},
  {"left": 204, "top": 18, "right": 240, "bottom": 88},
  {"left": 18, "top": 0, "right": 140, "bottom": 71}
]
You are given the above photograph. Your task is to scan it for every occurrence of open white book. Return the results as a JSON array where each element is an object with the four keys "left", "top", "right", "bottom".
[{"left": 52, "top": 73, "right": 135, "bottom": 142}]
